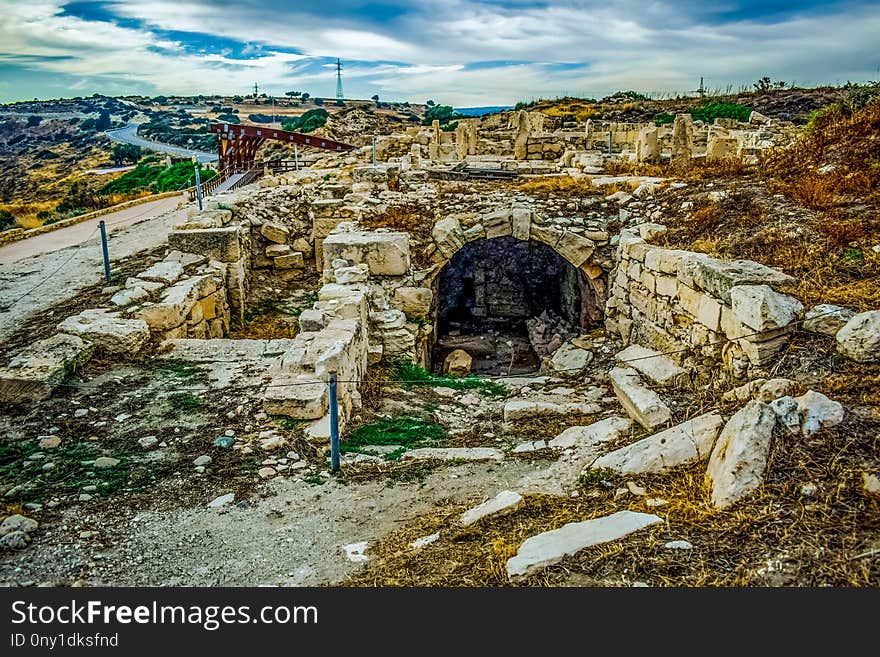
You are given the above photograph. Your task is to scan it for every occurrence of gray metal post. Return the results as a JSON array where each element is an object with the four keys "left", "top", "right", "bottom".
[
  {"left": 194, "top": 164, "right": 203, "bottom": 210},
  {"left": 372, "top": 136, "right": 377, "bottom": 165},
  {"left": 99, "top": 220, "right": 111, "bottom": 284},
  {"left": 294, "top": 144, "right": 299, "bottom": 171},
  {"left": 607, "top": 132, "right": 613, "bottom": 155},
  {"left": 329, "top": 372, "right": 340, "bottom": 473}
]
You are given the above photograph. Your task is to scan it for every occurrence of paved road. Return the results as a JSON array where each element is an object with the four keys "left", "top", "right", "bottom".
[
  {"left": 0, "top": 196, "right": 192, "bottom": 342},
  {"left": 106, "top": 122, "right": 218, "bottom": 163}
]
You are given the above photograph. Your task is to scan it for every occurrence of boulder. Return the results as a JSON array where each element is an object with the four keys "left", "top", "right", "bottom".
[
  {"left": 547, "top": 416, "right": 632, "bottom": 450},
  {"left": 506, "top": 511, "right": 663, "bottom": 583},
  {"left": 0, "top": 514, "right": 38, "bottom": 536},
  {"left": 443, "top": 349, "right": 472, "bottom": 377},
  {"left": 836, "top": 310, "right": 880, "bottom": 363},
  {"left": 729, "top": 285, "right": 803, "bottom": 332},
  {"left": 548, "top": 342, "right": 594, "bottom": 376},
  {"left": 590, "top": 412, "right": 724, "bottom": 474},
  {"left": 706, "top": 400, "right": 776, "bottom": 508},
  {"left": 57, "top": 309, "right": 150, "bottom": 356},
  {"left": 794, "top": 390, "right": 844, "bottom": 438},
  {"left": 803, "top": 304, "right": 855, "bottom": 336}
]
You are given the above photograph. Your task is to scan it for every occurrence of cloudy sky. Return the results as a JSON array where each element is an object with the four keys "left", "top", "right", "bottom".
[{"left": 1, "top": 0, "right": 878, "bottom": 106}]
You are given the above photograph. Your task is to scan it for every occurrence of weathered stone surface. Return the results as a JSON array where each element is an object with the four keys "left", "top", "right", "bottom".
[
  {"left": 262, "top": 377, "right": 327, "bottom": 419},
  {"left": 795, "top": 390, "right": 844, "bottom": 438},
  {"left": 110, "top": 286, "right": 150, "bottom": 308},
  {"left": 590, "top": 412, "right": 723, "bottom": 474},
  {"left": 503, "top": 400, "right": 601, "bottom": 423},
  {"left": 274, "top": 252, "right": 305, "bottom": 269},
  {"left": 133, "top": 275, "right": 215, "bottom": 331},
  {"left": 770, "top": 395, "right": 800, "bottom": 433},
  {"left": 755, "top": 378, "right": 796, "bottom": 402},
  {"left": 506, "top": 511, "right": 663, "bottom": 582},
  {"left": 680, "top": 257, "right": 795, "bottom": 304},
  {"left": 706, "top": 400, "right": 776, "bottom": 508},
  {"left": 401, "top": 447, "right": 504, "bottom": 462},
  {"left": 836, "top": 310, "right": 880, "bottom": 363},
  {"left": 298, "top": 309, "right": 325, "bottom": 332},
  {"left": 261, "top": 221, "right": 290, "bottom": 244},
  {"left": 322, "top": 230, "right": 410, "bottom": 276},
  {"left": 615, "top": 344, "right": 686, "bottom": 386},
  {"left": 609, "top": 367, "right": 672, "bottom": 430},
  {"left": 548, "top": 342, "right": 594, "bottom": 375},
  {"left": 334, "top": 264, "right": 369, "bottom": 284},
  {"left": 94, "top": 456, "right": 120, "bottom": 469},
  {"left": 138, "top": 261, "right": 184, "bottom": 285},
  {"left": 168, "top": 226, "right": 242, "bottom": 263},
  {"left": 0, "top": 514, "right": 38, "bottom": 536},
  {"left": 803, "top": 304, "right": 855, "bottom": 336},
  {"left": 0, "top": 334, "right": 94, "bottom": 403},
  {"left": 432, "top": 217, "right": 465, "bottom": 259},
  {"left": 57, "top": 310, "right": 150, "bottom": 356},
  {"left": 730, "top": 285, "right": 803, "bottom": 332},
  {"left": 461, "top": 490, "right": 523, "bottom": 526},
  {"left": 393, "top": 286, "right": 433, "bottom": 320},
  {"left": 266, "top": 243, "right": 292, "bottom": 257},
  {"left": 0, "top": 531, "right": 30, "bottom": 549},
  {"left": 443, "top": 349, "right": 472, "bottom": 377},
  {"left": 547, "top": 416, "right": 632, "bottom": 450}
]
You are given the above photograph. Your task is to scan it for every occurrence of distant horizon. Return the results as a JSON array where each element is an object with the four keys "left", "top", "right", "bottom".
[{"left": 1, "top": 1, "right": 878, "bottom": 105}]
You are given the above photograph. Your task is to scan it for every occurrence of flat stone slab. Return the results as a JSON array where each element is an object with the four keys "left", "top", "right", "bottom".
[
  {"left": 589, "top": 412, "right": 724, "bottom": 474},
  {"left": 0, "top": 333, "right": 94, "bottom": 403},
  {"left": 503, "top": 400, "right": 602, "bottom": 423},
  {"left": 57, "top": 309, "right": 150, "bottom": 356},
  {"left": 680, "top": 256, "right": 795, "bottom": 304},
  {"left": 157, "top": 338, "right": 297, "bottom": 362},
  {"left": 615, "top": 344, "right": 687, "bottom": 387},
  {"left": 547, "top": 416, "right": 632, "bottom": 450},
  {"left": 401, "top": 447, "right": 504, "bottom": 462},
  {"left": 321, "top": 230, "right": 410, "bottom": 276},
  {"left": 506, "top": 511, "right": 663, "bottom": 583},
  {"left": 263, "top": 376, "right": 327, "bottom": 420},
  {"left": 461, "top": 490, "right": 523, "bottom": 526},
  {"left": 609, "top": 367, "right": 672, "bottom": 430}
]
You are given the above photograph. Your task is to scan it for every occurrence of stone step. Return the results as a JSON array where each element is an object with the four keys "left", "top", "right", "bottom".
[{"left": 609, "top": 367, "right": 672, "bottom": 430}]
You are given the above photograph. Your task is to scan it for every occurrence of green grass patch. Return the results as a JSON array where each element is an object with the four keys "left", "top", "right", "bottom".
[
  {"left": 342, "top": 416, "right": 445, "bottom": 461},
  {"left": 654, "top": 100, "right": 752, "bottom": 126},
  {"left": 101, "top": 161, "right": 216, "bottom": 195},
  {"left": 390, "top": 360, "right": 508, "bottom": 396},
  {"left": 158, "top": 360, "right": 203, "bottom": 380},
  {"left": 168, "top": 392, "right": 203, "bottom": 410}
]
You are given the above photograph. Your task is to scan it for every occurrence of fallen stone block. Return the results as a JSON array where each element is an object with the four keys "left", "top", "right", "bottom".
[
  {"left": 589, "top": 412, "right": 723, "bottom": 474},
  {"left": 547, "top": 416, "right": 632, "bottom": 450},
  {"left": 548, "top": 342, "right": 594, "bottom": 375},
  {"left": 503, "top": 400, "right": 602, "bottom": 423},
  {"left": 110, "top": 286, "right": 150, "bottom": 308},
  {"left": 133, "top": 275, "right": 215, "bottom": 330},
  {"left": 461, "top": 490, "right": 523, "bottom": 526},
  {"left": 803, "top": 304, "right": 855, "bottom": 336},
  {"left": 609, "top": 367, "right": 672, "bottom": 430},
  {"left": 0, "top": 334, "right": 93, "bottom": 404},
  {"left": 615, "top": 344, "right": 687, "bottom": 386},
  {"left": 57, "top": 310, "right": 149, "bottom": 356},
  {"left": 794, "top": 390, "right": 844, "bottom": 438},
  {"left": 836, "top": 310, "right": 880, "bottom": 363},
  {"left": 706, "top": 399, "right": 776, "bottom": 508},
  {"left": 401, "top": 447, "right": 504, "bottom": 462},
  {"left": 168, "top": 226, "right": 241, "bottom": 263},
  {"left": 137, "top": 261, "right": 184, "bottom": 285},
  {"left": 506, "top": 511, "right": 663, "bottom": 583},
  {"left": 443, "top": 349, "right": 472, "bottom": 377},
  {"left": 730, "top": 284, "right": 803, "bottom": 332}
]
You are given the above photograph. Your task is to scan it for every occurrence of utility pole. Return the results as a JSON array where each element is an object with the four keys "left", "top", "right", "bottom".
[
  {"left": 335, "top": 59, "right": 344, "bottom": 103},
  {"left": 253, "top": 82, "right": 259, "bottom": 98},
  {"left": 696, "top": 77, "right": 706, "bottom": 98}
]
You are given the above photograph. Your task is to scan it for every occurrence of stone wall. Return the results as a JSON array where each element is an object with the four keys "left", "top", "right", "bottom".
[{"left": 604, "top": 228, "right": 804, "bottom": 378}]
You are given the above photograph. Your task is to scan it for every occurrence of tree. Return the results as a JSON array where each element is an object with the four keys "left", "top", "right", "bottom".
[
  {"left": 426, "top": 99, "right": 435, "bottom": 106},
  {"left": 753, "top": 76, "right": 773, "bottom": 92},
  {"left": 301, "top": 92, "right": 311, "bottom": 101},
  {"left": 313, "top": 97, "right": 323, "bottom": 106},
  {"left": 422, "top": 104, "right": 458, "bottom": 126},
  {"left": 371, "top": 94, "right": 380, "bottom": 104},
  {"left": 285, "top": 91, "right": 301, "bottom": 98},
  {"left": 112, "top": 143, "right": 142, "bottom": 166}
]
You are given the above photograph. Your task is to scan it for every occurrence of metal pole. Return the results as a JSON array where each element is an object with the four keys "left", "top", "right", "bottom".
[
  {"left": 294, "top": 145, "right": 299, "bottom": 171},
  {"left": 194, "top": 164, "right": 203, "bottom": 210},
  {"left": 329, "top": 372, "right": 340, "bottom": 473},
  {"left": 607, "top": 132, "right": 613, "bottom": 156},
  {"left": 372, "top": 136, "right": 377, "bottom": 165},
  {"left": 99, "top": 220, "right": 111, "bottom": 284}
]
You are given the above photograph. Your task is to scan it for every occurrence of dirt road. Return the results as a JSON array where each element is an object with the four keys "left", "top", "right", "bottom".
[{"left": 0, "top": 196, "right": 191, "bottom": 342}]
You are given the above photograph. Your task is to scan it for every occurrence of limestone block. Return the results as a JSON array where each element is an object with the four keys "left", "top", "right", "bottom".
[
  {"left": 168, "top": 226, "right": 242, "bottom": 263},
  {"left": 299, "top": 309, "right": 325, "bottom": 332},
  {"left": 393, "top": 286, "right": 433, "bottom": 320},
  {"left": 511, "top": 208, "right": 531, "bottom": 241},
  {"left": 57, "top": 309, "right": 150, "bottom": 356},
  {"left": 554, "top": 231, "right": 595, "bottom": 268},
  {"left": 706, "top": 399, "right": 776, "bottom": 508},
  {"left": 730, "top": 285, "right": 803, "bottom": 332},
  {"left": 836, "top": 310, "right": 880, "bottom": 363},
  {"left": 547, "top": 416, "right": 632, "bottom": 450},
  {"left": 483, "top": 209, "right": 512, "bottom": 240},
  {"left": 461, "top": 491, "right": 523, "bottom": 526},
  {"left": 803, "top": 304, "right": 855, "bottom": 336},
  {"left": 432, "top": 217, "right": 465, "bottom": 259},
  {"left": 266, "top": 244, "right": 291, "bottom": 257},
  {"left": 503, "top": 400, "right": 601, "bottom": 423},
  {"left": 262, "top": 376, "right": 327, "bottom": 419},
  {"left": 443, "top": 349, "right": 472, "bottom": 376},
  {"left": 322, "top": 231, "right": 410, "bottom": 276},
  {"left": 133, "top": 275, "right": 215, "bottom": 330},
  {"left": 0, "top": 334, "right": 94, "bottom": 403},
  {"left": 609, "top": 367, "right": 672, "bottom": 430},
  {"left": 615, "top": 344, "right": 687, "bottom": 386},
  {"left": 138, "top": 261, "right": 184, "bottom": 285},
  {"left": 590, "top": 412, "right": 723, "bottom": 474},
  {"left": 679, "top": 256, "right": 795, "bottom": 304}
]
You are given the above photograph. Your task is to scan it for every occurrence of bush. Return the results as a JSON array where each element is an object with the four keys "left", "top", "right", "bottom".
[
  {"left": 281, "top": 108, "right": 328, "bottom": 133},
  {"left": 654, "top": 100, "right": 751, "bottom": 126},
  {"left": 422, "top": 104, "right": 459, "bottom": 126},
  {"left": 0, "top": 209, "right": 15, "bottom": 231}
]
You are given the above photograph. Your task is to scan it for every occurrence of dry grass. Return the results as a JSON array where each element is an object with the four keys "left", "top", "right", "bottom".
[{"left": 344, "top": 419, "right": 880, "bottom": 587}]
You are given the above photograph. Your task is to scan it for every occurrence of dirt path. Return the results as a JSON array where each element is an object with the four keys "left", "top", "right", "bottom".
[{"left": 0, "top": 196, "right": 190, "bottom": 342}]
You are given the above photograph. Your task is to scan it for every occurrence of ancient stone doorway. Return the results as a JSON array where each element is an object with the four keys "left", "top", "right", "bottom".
[{"left": 433, "top": 236, "right": 600, "bottom": 375}]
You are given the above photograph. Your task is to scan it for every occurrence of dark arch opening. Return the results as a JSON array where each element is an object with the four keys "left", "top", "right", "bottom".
[{"left": 433, "top": 236, "right": 601, "bottom": 375}]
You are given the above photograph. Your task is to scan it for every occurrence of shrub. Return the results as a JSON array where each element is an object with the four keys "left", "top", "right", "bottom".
[
  {"left": 0, "top": 209, "right": 15, "bottom": 231},
  {"left": 281, "top": 108, "right": 328, "bottom": 133}
]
